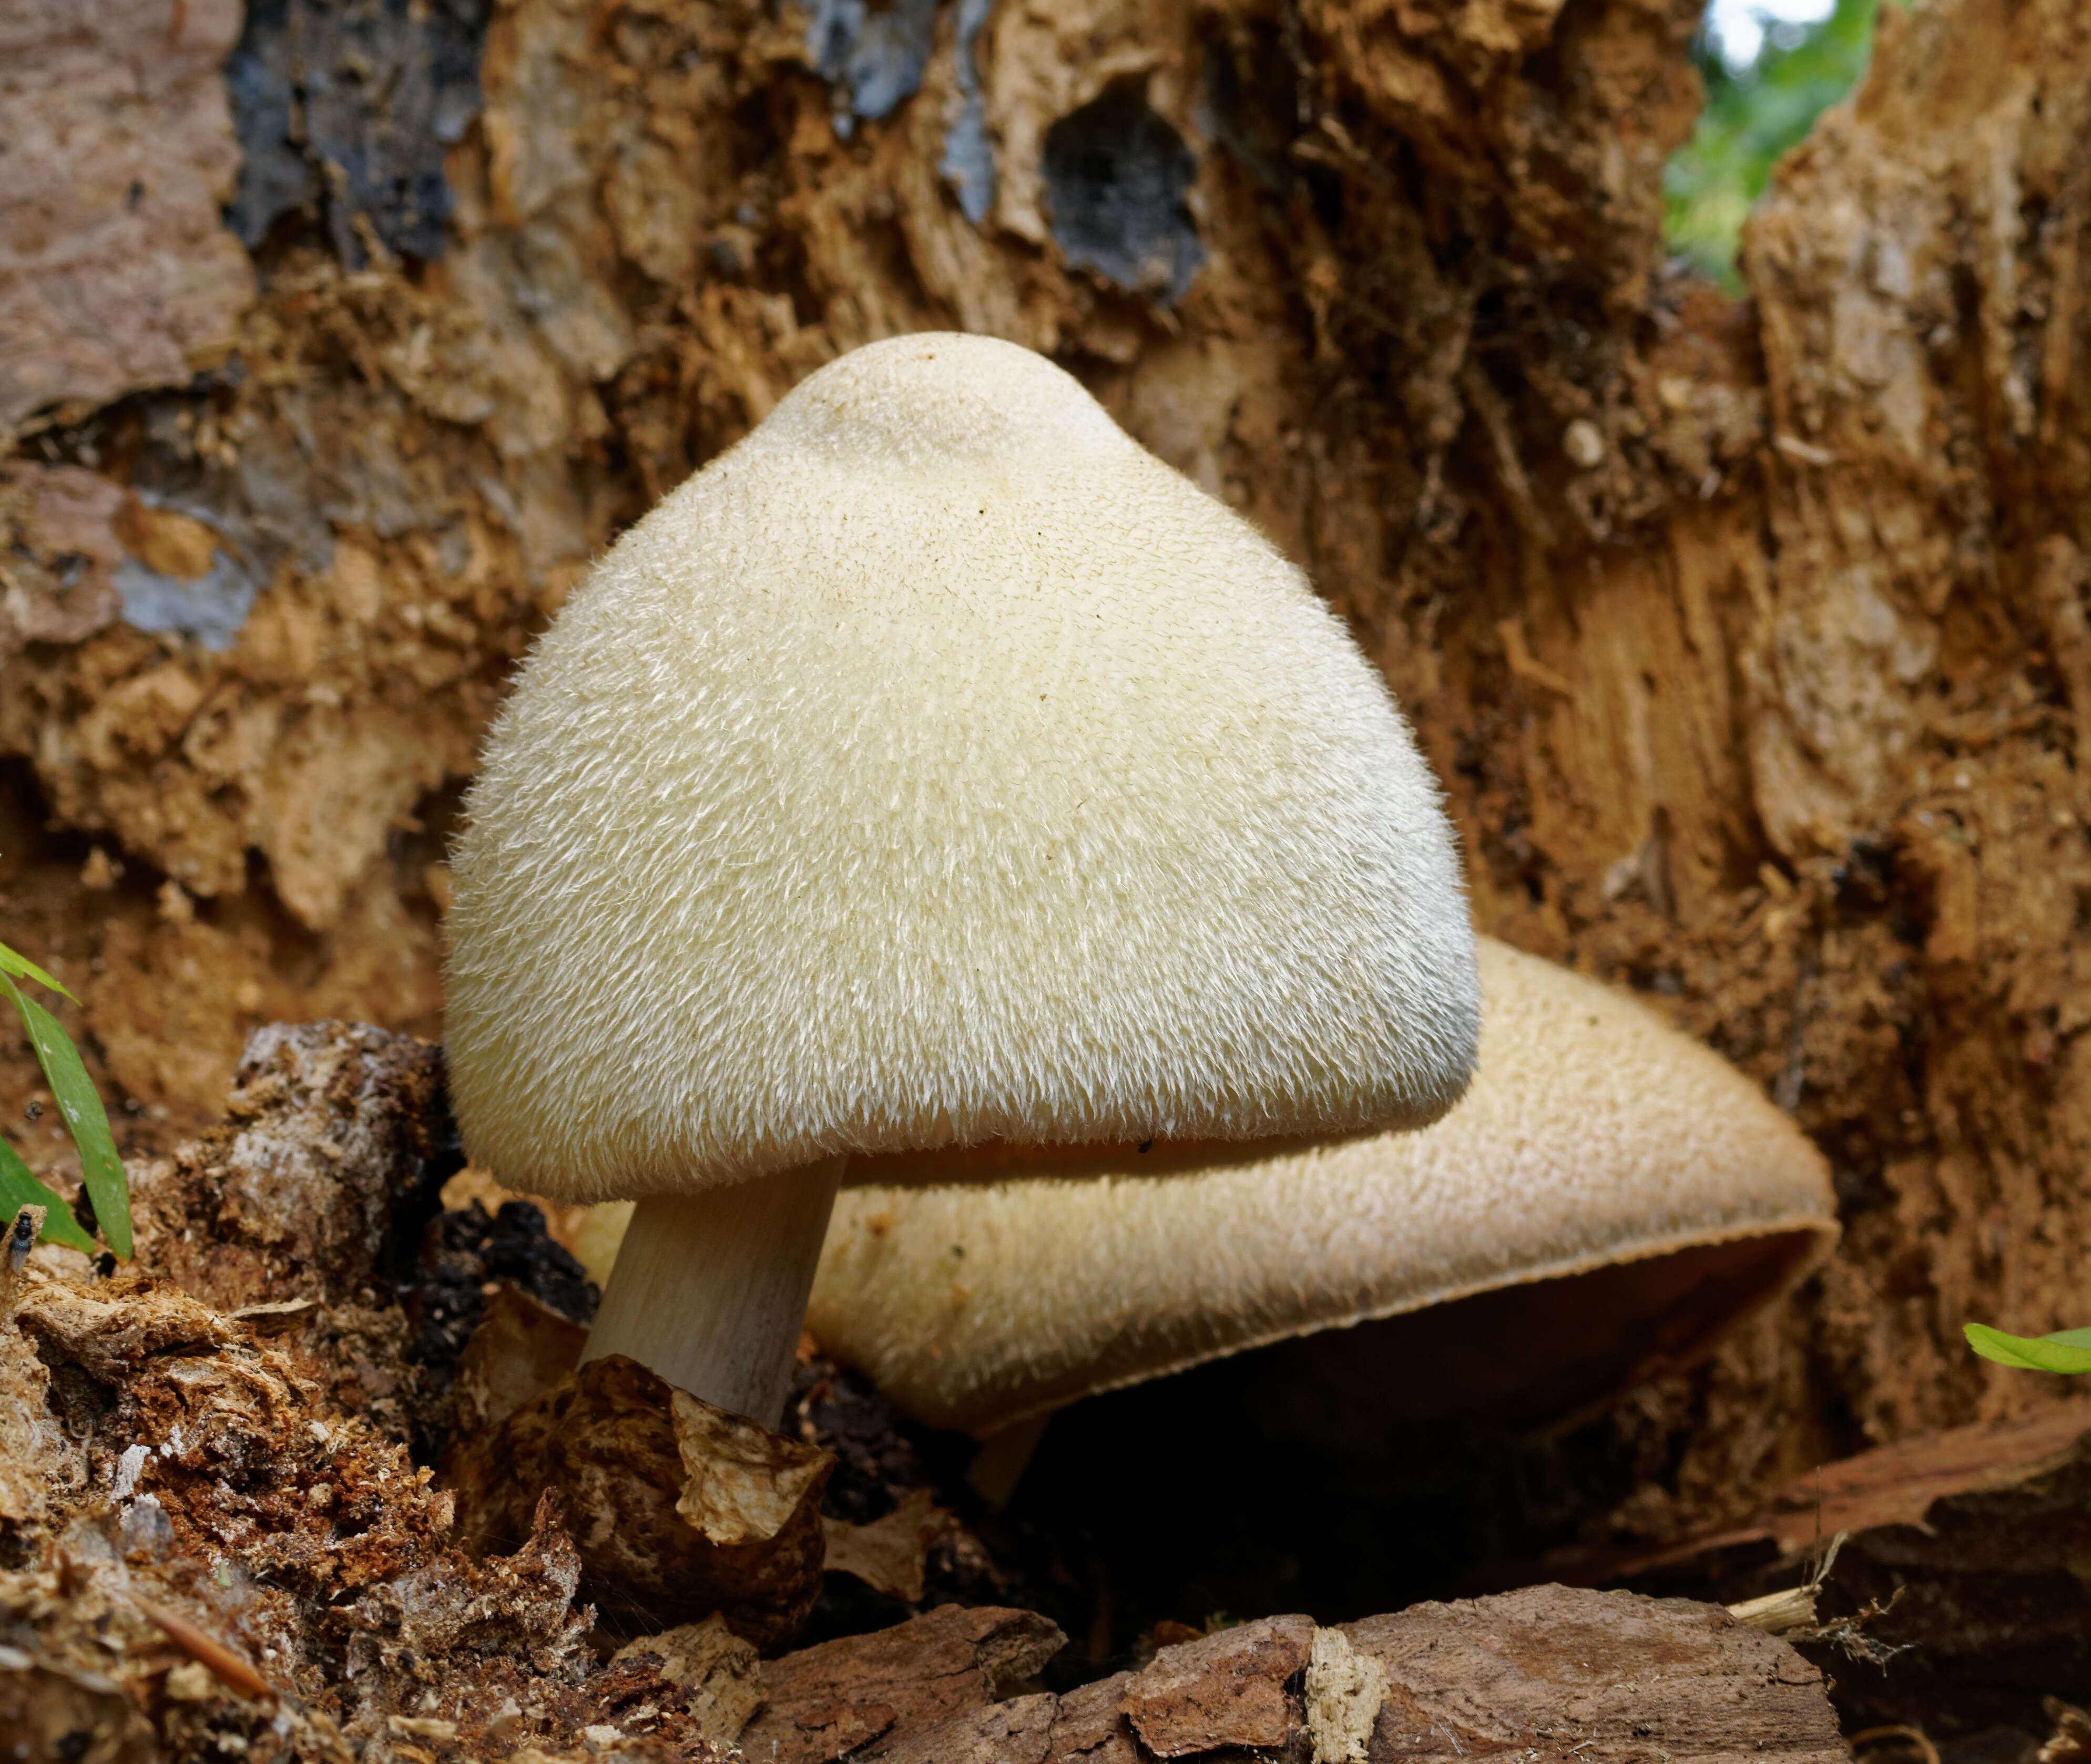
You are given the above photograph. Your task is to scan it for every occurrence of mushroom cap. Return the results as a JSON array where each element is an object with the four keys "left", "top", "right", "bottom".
[
  {"left": 445, "top": 334, "right": 1477, "bottom": 1201},
  {"left": 804, "top": 936, "right": 1839, "bottom": 1435}
]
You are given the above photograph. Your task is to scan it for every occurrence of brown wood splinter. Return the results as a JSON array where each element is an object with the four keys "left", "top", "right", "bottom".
[{"left": 136, "top": 1598, "right": 277, "bottom": 1703}]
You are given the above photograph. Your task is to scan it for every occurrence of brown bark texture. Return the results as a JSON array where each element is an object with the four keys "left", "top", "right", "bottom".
[{"left": 4, "top": 0, "right": 2091, "bottom": 1567}]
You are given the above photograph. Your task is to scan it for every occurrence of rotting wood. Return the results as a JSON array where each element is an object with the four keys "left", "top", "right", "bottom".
[
  {"left": 0, "top": 0, "right": 254, "bottom": 441},
  {"left": 1120, "top": 1613, "right": 1314, "bottom": 1757},
  {"left": 444, "top": 1352, "right": 834, "bottom": 1649},
  {"left": 5, "top": 1229, "right": 1854, "bottom": 1764},
  {"left": 7, "top": 0, "right": 2091, "bottom": 1595},
  {"left": 1578, "top": 1404, "right": 2091, "bottom": 1577}
]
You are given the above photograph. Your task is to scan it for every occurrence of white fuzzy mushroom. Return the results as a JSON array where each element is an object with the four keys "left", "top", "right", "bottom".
[{"left": 444, "top": 332, "right": 1477, "bottom": 1423}]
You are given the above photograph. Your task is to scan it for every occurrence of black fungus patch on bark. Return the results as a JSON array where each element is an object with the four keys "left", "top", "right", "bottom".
[
  {"left": 225, "top": 0, "right": 488, "bottom": 265},
  {"left": 1042, "top": 86, "right": 1206, "bottom": 303},
  {"left": 941, "top": 0, "right": 997, "bottom": 224},
  {"left": 805, "top": 0, "right": 941, "bottom": 135}
]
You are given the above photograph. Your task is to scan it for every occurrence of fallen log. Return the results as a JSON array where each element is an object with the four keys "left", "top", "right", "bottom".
[{"left": 837, "top": 1588, "right": 1846, "bottom": 1764}]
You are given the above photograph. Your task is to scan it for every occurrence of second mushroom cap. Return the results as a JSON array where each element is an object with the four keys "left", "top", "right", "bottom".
[{"left": 804, "top": 936, "right": 1840, "bottom": 1437}]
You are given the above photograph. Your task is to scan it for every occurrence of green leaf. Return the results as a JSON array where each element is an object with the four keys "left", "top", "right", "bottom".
[
  {"left": 0, "top": 1136, "right": 98, "bottom": 1256},
  {"left": 0, "top": 938, "right": 78, "bottom": 1003},
  {"left": 1662, "top": 0, "right": 1901, "bottom": 290},
  {"left": 1964, "top": 1321, "right": 2091, "bottom": 1375},
  {"left": 1, "top": 973, "right": 130, "bottom": 1259}
]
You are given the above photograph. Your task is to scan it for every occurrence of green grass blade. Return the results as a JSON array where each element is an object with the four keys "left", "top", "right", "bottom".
[
  {"left": 1, "top": 973, "right": 130, "bottom": 1259},
  {"left": 0, "top": 939, "right": 78, "bottom": 1003},
  {"left": 1964, "top": 1321, "right": 2091, "bottom": 1374},
  {"left": 0, "top": 1136, "right": 98, "bottom": 1255}
]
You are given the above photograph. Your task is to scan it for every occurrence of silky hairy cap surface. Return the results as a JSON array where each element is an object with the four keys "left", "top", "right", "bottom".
[
  {"left": 445, "top": 333, "right": 1476, "bottom": 1199},
  {"left": 804, "top": 937, "right": 1840, "bottom": 1434}
]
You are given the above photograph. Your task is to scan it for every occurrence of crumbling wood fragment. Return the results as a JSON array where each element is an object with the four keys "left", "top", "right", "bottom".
[
  {"left": 881, "top": 1587, "right": 1845, "bottom": 1764},
  {"left": 737, "top": 1603, "right": 1068, "bottom": 1763},
  {"left": 874, "top": 1673, "right": 1140, "bottom": 1764},
  {"left": 1304, "top": 1627, "right": 1387, "bottom": 1764},
  {"left": 125, "top": 1021, "right": 456, "bottom": 1311},
  {"left": 445, "top": 1352, "right": 834, "bottom": 1648},
  {"left": 609, "top": 1613, "right": 764, "bottom": 1747},
  {"left": 1346, "top": 1585, "right": 1845, "bottom": 1763},
  {"left": 1588, "top": 1402, "right": 2091, "bottom": 1571},
  {"left": 1121, "top": 1614, "right": 1315, "bottom": 1756}
]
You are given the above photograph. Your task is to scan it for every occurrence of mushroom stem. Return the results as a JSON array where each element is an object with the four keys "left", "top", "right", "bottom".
[
  {"left": 966, "top": 1409, "right": 1053, "bottom": 1507},
  {"left": 581, "top": 1154, "right": 847, "bottom": 1424}
]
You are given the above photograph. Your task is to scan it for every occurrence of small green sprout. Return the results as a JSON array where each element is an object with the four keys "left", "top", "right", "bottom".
[
  {"left": 0, "top": 936, "right": 130, "bottom": 1260},
  {"left": 1964, "top": 1322, "right": 2091, "bottom": 1376}
]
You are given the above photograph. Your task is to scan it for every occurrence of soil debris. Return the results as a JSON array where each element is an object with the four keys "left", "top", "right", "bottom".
[
  {"left": 0, "top": 1259, "right": 708, "bottom": 1761},
  {"left": 0, "top": 1029, "right": 1864, "bottom": 1763},
  {"left": 126, "top": 1021, "right": 457, "bottom": 1314},
  {"left": 444, "top": 1352, "right": 834, "bottom": 1648}
]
